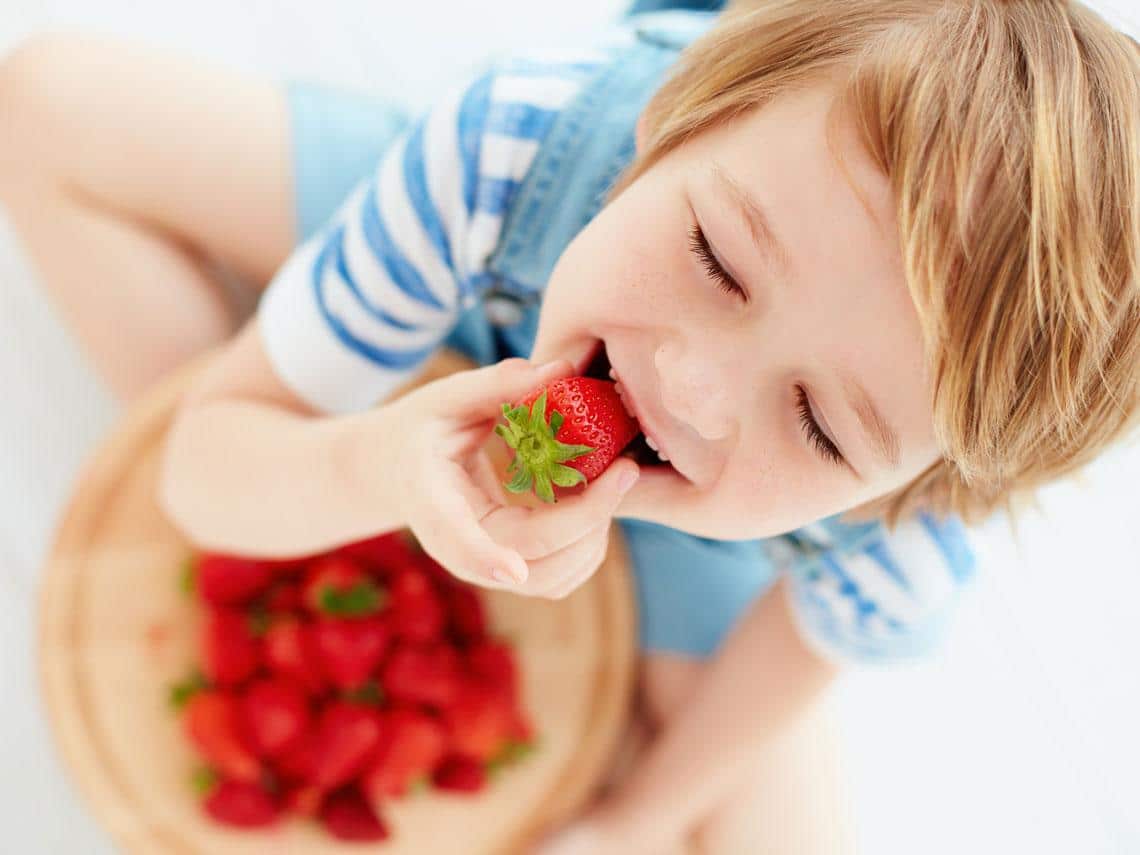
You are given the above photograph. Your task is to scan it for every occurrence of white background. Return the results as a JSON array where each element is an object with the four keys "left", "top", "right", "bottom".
[{"left": 1, "top": 2, "right": 1138, "bottom": 852}]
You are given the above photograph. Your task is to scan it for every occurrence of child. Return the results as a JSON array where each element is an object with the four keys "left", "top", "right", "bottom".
[{"left": 3, "top": 1, "right": 1138, "bottom": 852}]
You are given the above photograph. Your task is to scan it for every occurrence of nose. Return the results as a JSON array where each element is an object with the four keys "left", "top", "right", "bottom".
[{"left": 653, "top": 339, "right": 735, "bottom": 441}]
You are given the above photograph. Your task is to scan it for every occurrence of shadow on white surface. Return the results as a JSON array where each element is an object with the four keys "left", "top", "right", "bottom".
[{"left": 1, "top": 2, "right": 1137, "bottom": 853}]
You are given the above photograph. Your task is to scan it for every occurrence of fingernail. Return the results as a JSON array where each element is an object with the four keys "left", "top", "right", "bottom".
[
  {"left": 618, "top": 466, "right": 639, "bottom": 493},
  {"left": 491, "top": 557, "right": 527, "bottom": 585}
]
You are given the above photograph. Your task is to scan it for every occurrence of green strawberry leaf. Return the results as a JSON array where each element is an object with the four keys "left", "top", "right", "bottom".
[
  {"left": 505, "top": 468, "right": 534, "bottom": 495},
  {"left": 320, "top": 582, "right": 386, "bottom": 617},
  {"left": 191, "top": 766, "right": 218, "bottom": 797},
  {"left": 343, "top": 679, "right": 384, "bottom": 706},
  {"left": 169, "top": 670, "right": 208, "bottom": 710},
  {"left": 549, "top": 464, "right": 584, "bottom": 488},
  {"left": 180, "top": 557, "right": 197, "bottom": 596}
]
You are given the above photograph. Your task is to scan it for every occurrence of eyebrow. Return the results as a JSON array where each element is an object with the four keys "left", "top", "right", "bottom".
[
  {"left": 841, "top": 372, "right": 902, "bottom": 469},
  {"left": 709, "top": 163, "right": 793, "bottom": 277}
]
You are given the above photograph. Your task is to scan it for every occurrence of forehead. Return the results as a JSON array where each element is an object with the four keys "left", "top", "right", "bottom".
[{"left": 706, "top": 81, "right": 898, "bottom": 265}]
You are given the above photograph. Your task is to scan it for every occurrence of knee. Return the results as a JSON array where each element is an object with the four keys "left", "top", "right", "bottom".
[{"left": 0, "top": 33, "right": 88, "bottom": 181}]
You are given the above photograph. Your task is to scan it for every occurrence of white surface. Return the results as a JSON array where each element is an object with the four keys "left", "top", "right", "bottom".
[{"left": 1, "top": 2, "right": 1138, "bottom": 853}]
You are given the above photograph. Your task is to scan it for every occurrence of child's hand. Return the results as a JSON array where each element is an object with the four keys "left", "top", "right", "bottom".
[{"left": 377, "top": 358, "right": 639, "bottom": 597}]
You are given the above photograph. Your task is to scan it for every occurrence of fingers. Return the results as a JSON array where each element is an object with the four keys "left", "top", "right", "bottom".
[
  {"left": 515, "top": 523, "right": 610, "bottom": 600},
  {"left": 408, "top": 461, "right": 529, "bottom": 586},
  {"left": 482, "top": 459, "right": 639, "bottom": 560},
  {"left": 422, "top": 357, "right": 574, "bottom": 421}
]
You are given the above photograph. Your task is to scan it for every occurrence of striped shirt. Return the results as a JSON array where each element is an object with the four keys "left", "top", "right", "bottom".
[{"left": 260, "top": 40, "right": 634, "bottom": 414}]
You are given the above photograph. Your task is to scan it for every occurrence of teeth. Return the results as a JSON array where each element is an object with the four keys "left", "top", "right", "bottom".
[
  {"left": 656, "top": 449, "right": 670, "bottom": 463},
  {"left": 614, "top": 383, "right": 637, "bottom": 419},
  {"left": 608, "top": 368, "right": 617, "bottom": 380},
  {"left": 644, "top": 435, "right": 659, "bottom": 452}
]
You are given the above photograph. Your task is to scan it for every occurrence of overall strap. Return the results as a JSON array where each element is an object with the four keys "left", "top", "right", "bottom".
[{"left": 486, "top": 11, "right": 718, "bottom": 292}]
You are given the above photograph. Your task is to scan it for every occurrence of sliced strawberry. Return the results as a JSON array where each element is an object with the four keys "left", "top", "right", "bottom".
[
  {"left": 195, "top": 554, "right": 275, "bottom": 607},
  {"left": 432, "top": 755, "right": 487, "bottom": 793},
  {"left": 496, "top": 378, "right": 638, "bottom": 502},
  {"left": 310, "top": 618, "right": 390, "bottom": 690},
  {"left": 263, "top": 616, "right": 325, "bottom": 695},
  {"left": 183, "top": 692, "right": 260, "bottom": 782},
  {"left": 319, "top": 787, "right": 389, "bottom": 842},
  {"left": 200, "top": 609, "right": 262, "bottom": 688},
  {"left": 465, "top": 640, "right": 518, "bottom": 694},
  {"left": 389, "top": 566, "right": 445, "bottom": 643},
  {"left": 239, "top": 679, "right": 310, "bottom": 758},
  {"left": 445, "top": 585, "right": 487, "bottom": 645},
  {"left": 310, "top": 702, "right": 385, "bottom": 790},
  {"left": 301, "top": 555, "right": 385, "bottom": 618},
  {"left": 443, "top": 681, "right": 516, "bottom": 762},
  {"left": 363, "top": 708, "right": 448, "bottom": 799},
  {"left": 203, "top": 779, "right": 280, "bottom": 828},
  {"left": 381, "top": 643, "right": 462, "bottom": 709}
]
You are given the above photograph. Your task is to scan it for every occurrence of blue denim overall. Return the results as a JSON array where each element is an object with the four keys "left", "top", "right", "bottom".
[{"left": 284, "top": 6, "right": 974, "bottom": 658}]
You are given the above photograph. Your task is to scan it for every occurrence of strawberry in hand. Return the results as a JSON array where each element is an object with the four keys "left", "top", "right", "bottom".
[{"left": 495, "top": 378, "right": 638, "bottom": 502}]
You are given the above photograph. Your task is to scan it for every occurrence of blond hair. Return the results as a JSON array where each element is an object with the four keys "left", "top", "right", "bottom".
[{"left": 611, "top": 0, "right": 1140, "bottom": 525}]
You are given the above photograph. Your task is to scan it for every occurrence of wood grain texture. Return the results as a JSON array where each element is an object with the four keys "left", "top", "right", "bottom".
[{"left": 39, "top": 351, "right": 636, "bottom": 855}]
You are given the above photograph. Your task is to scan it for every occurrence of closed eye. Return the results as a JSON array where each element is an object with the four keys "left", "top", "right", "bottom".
[
  {"left": 795, "top": 385, "right": 845, "bottom": 467},
  {"left": 688, "top": 223, "right": 747, "bottom": 302}
]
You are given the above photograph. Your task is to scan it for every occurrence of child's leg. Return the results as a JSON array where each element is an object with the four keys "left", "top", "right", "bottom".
[
  {"left": 643, "top": 656, "right": 858, "bottom": 854},
  {"left": 0, "top": 34, "right": 295, "bottom": 402}
]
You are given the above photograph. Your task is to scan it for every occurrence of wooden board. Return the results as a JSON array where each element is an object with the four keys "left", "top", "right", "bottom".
[{"left": 39, "top": 351, "right": 637, "bottom": 855}]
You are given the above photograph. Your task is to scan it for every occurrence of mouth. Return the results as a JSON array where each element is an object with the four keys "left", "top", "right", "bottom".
[{"left": 580, "top": 340, "right": 681, "bottom": 475}]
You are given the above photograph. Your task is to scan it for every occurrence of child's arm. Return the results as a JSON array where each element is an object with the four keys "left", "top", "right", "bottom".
[
  {"left": 162, "top": 324, "right": 637, "bottom": 592},
  {"left": 540, "top": 580, "right": 836, "bottom": 853}
]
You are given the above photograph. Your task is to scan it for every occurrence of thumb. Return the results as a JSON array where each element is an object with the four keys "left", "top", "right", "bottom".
[{"left": 425, "top": 357, "right": 573, "bottom": 420}]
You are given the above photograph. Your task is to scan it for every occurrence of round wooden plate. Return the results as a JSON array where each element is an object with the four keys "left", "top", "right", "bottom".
[{"left": 39, "top": 351, "right": 636, "bottom": 855}]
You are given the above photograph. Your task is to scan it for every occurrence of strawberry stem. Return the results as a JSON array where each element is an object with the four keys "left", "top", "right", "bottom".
[{"left": 494, "top": 390, "right": 594, "bottom": 503}]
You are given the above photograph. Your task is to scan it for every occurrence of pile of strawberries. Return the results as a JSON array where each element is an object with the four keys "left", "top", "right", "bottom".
[{"left": 172, "top": 531, "right": 534, "bottom": 842}]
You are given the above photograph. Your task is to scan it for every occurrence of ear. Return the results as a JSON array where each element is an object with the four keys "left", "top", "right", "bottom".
[{"left": 635, "top": 109, "right": 649, "bottom": 155}]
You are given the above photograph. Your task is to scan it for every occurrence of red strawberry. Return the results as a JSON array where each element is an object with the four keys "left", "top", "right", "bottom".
[
  {"left": 319, "top": 788, "right": 389, "bottom": 842},
  {"left": 466, "top": 640, "right": 518, "bottom": 694},
  {"left": 264, "top": 580, "right": 302, "bottom": 614},
  {"left": 184, "top": 692, "right": 260, "bottom": 782},
  {"left": 239, "top": 679, "right": 310, "bottom": 758},
  {"left": 203, "top": 779, "right": 280, "bottom": 828},
  {"left": 432, "top": 755, "right": 487, "bottom": 793},
  {"left": 201, "top": 609, "right": 262, "bottom": 687},
  {"left": 263, "top": 616, "right": 325, "bottom": 695},
  {"left": 495, "top": 378, "right": 638, "bottom": 502},
  {"left": 310, "top": 702, "right": 385, "bottom": 790},
  {"left": 389, "top": 566, "right": 445, "bottom": 643},
  {"left": 301, "top": 556, "right": 385, "bottom": 618},
  {"left": 445, "top": 585, "right": 487, "bottom": 644},
  {"left": 336, "top": 531, "right": 417, "bottom": 576},
  {"left": 310, "top": 618, "right": 390, "bottom": 690},
  {"left": 363, "top": 709, "right": 448, "bottom": 799},
  {"left": 272, "top": 729, "right": 318, "bottom": 784},
  {"left": 443, "top": 682, "right": 516, "bottom": 762},
  {"left": 282, "top": 784, "right": 322, "bottom": 818},
  {"left": 381, "top": 644, "right": 462, "bottom": 709},
  {"left": 195, "top": 554, "right": 275, "bottom": 607}
]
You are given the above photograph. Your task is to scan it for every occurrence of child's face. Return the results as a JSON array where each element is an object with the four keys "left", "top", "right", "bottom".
[{"left": 530, "top": 80, "right": 941, "bottom": 539}]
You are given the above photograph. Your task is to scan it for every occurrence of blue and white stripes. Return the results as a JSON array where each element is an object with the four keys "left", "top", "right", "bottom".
[
  {"left": 260, "top": 55, "right": 605, "bottom": 413},
  {"left": 777, "top": 512, "right": 976, "bottom": 665}
]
